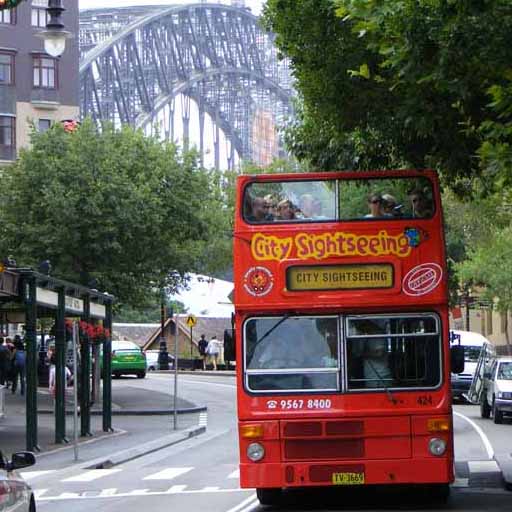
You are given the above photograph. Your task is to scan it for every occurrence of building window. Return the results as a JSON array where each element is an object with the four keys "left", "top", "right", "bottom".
[
  {"left": 33, "top": 56, "right": 57, "bottom": 89},
  {"left": 0, "top": 53, "right": 14, "bottom": 85},
  {"left": 31, "top": 0, "right": 49, "bottom": 28},
  {"left": 38, "top": 119, "right": 51, "bottom": 132},
  {"left": 0, "top": 115, "right": 16, "bottom": 161},
  {"left": 0, "top": 8, "right": 16, "bottom": 25}
]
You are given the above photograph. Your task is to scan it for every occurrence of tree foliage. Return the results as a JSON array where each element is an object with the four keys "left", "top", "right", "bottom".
[
  {"left": 263, "top": 0, "right": 512, "bottom": 188},
  {"left": 0, "top": 120, "right": 227, "bottom": 307}
]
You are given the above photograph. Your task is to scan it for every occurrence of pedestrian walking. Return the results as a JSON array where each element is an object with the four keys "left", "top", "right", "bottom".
[
  {"left": 48, "top": 353, "right": 72, "bottom": 400},
  {"left": 0, "top": 337, "right": 10, "bottom": 386},
  {"left": 206, "top": 335, "right": 221, "bottom": 371},
  {"left": 198, "top": 334, "right": 208, "bottom": 370},
  {"left": 11, "top": 336, "right": 26, "bottom": 395}
]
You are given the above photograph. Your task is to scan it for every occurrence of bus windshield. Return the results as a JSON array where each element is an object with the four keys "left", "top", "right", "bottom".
[
  {"left": 244, "top": 314, "right": 441, "bottom": 393},
  {"left": 243, "top": 176, "right": 434, "bottom": 223}
]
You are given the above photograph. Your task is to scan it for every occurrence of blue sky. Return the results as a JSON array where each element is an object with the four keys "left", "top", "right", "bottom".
[{"left": 79, "top": 0, "right": 264, "bottom": 15}]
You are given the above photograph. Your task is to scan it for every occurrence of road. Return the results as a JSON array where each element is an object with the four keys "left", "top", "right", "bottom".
[{"left": 24, "top": 373, "right": 512, "bottom": 512}]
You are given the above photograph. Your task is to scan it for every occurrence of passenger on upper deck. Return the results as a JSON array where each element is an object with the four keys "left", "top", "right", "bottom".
[
  {"left": 364, "top": 193, "right": 385, "bottom": 218},
  {"left": 246, "top": 196, "right": 272, "bottom": 222},
  {"left": 276, "top": 199, "right": 296, "bottom": 220},
  {"left": 264, "top": 194, "right": 278, "bottom": 218},
  {"left": 409, "top": 188, "right": 433, "bottom": 218},
  {"left": 298, "top": 194, "right": 315, "bottom": 219},
  {"left": 382, "top": 193, "right": 403, "bottom": 218}
]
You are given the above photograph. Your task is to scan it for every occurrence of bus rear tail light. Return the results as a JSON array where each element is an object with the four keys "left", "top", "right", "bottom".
[
  {"left": 247, "top": 442, "right": 265, "bottom": 462},
  {"left": 427, "top": 418, "right": 450, "bottom": 432},
  {"left": 240, "top": 424, "right": 264, "bottom": 439},
  {"left": 428, "top": 438, "right": 447, "bottom": 456}
]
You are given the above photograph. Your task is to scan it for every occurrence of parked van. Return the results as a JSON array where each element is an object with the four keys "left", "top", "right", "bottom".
[{"left": 450, "top": 330, "right": 490, "bottom": 400}]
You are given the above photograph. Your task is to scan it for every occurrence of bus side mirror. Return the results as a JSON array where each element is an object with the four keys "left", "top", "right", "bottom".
[
  {"left": 224, "top": 329, "right": 236, "bottom": 362},
  {"left": 450, "top": 345, "right": 465, "bottom": 374}
]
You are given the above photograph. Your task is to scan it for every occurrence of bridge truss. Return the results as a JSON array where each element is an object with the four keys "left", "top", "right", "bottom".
[{"left": 79, "top": 3, "right": 294, "bottom": 169}]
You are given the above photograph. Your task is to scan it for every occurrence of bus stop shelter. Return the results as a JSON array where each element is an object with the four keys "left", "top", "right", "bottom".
[{"left": 0, "top": 267, "right": 114, "bottom": 451}]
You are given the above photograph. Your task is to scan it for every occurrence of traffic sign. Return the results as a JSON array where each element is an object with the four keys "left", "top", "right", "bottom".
[{"left": 186, "top": 314, "right": 197, "bottom": 328}]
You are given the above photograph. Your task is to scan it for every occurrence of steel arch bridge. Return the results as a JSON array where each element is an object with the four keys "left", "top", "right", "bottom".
[{"left": 79, "top": 3, "right": 294, "bottom": 169}]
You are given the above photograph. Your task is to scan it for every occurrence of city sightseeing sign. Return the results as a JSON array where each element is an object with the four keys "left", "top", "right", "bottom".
[{"left": 251, "top": 230, "right": 412, "bottom": 262}]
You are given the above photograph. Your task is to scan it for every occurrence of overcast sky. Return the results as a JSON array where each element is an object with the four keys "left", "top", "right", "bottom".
[{"left": 79, "top": 0, "right": 264, "bottom": 15}]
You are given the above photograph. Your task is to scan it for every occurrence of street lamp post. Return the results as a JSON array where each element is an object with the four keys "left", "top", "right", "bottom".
[{"left": 35, "top": 0, "right": 73, "bottom": 58}]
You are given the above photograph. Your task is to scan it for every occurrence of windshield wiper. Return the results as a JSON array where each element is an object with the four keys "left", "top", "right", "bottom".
[
  {"left": 365, "top": 359, "right": 398, "bottom": 405},
  {"left": 248, "top": 313, "right": 291, "bottom": 362}
]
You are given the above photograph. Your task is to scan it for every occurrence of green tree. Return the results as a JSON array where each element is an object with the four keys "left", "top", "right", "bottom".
[
  {"left": 263, "top": 0, "right": 512, "bottom": 188},
  {"left": 0, "top": 120, "right": 222, "bottom": 307},
  {"left": 457, "top": 227, "right": 512, "bottom": 352},
  {"left": 114, "top": 299, "right": 188, "bottom": 323}
]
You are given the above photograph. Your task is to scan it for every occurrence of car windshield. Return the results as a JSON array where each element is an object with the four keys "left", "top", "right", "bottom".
[
  {"left": 497, "top": 362, "right": 512, "bottom": 380},
  {"left": 113, "top": 341, "right": 140, "bottom": 352},
  {"left": 464, "top": 346, "right": 481, "bottom": 362},
  {"left": 243, "top": 314, "right": 441, "bottom": 393}
]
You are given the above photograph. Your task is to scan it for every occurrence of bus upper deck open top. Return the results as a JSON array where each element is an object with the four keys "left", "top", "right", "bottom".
[{"left": 231, "top": 169, "right": 464, "bottom": 506}]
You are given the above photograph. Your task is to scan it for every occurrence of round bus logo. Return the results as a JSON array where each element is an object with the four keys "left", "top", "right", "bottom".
[
  {"left": 403, "top": 263, "right": 443, "bottom": 296},
  {"left": 243, "top": 266, "right": 274, "bottom": 297}
]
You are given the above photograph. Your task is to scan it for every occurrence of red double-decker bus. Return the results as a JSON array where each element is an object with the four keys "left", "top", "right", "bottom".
[{"left": 229, "top": 169, "right": 464, "bottom": 505}]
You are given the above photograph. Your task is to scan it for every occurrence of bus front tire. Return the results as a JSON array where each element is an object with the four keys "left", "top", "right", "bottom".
[
  {"left": 256, "top": 488, "right": 282, "bottom": 506},
  {"left": 480, "top": 396, "right": 491, "bottom": 418}
]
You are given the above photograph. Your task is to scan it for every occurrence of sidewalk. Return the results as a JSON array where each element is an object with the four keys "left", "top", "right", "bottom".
[{"left": 0, "top": 383, "right": 206, "bottom": 458}]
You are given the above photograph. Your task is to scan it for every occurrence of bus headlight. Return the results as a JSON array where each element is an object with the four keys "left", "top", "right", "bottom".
[
  {"left": 428, "top": 438, "right": 447, "bottom": 456},
  {"left": 247, "top": 442, "right": 265, "bottom": 462}
]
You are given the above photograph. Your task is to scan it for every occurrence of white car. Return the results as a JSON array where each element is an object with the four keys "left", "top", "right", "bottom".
[
  {"left": 144, "top": 350, "right": 174, "bottom": 371},
  {"left": 481, "top": 357, "right": 512, "bottom": 423},
  {"left": 0, "top": 451, "right": 37, "bottom": 512}
]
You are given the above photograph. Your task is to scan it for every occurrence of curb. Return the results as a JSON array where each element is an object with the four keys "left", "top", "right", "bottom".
[
  {"left": 85, "top": 424, "right": 206, "bottom": 469},
  {"left": 153, "top": 370, "right": 236, "bottom": 377},
  {"left": 494, "top": 453, "right": 512, "bottom": 491},
  {"left": 37, "top": 405, "right": 207, "bottom": 416}
]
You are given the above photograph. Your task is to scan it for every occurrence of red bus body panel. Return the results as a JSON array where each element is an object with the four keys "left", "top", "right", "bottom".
[{"left": 233, "top": 170, "right": 453, "bottom": 489}]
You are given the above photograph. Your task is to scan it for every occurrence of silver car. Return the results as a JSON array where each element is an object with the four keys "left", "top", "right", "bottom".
[{"left": 0, "top": 451, "right": 36, "bottom": 512}]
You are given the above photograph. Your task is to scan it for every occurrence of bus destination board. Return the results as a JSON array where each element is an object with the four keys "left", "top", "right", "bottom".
[{"left": 287, "top": 264, "right": 394, "bottom": 291}]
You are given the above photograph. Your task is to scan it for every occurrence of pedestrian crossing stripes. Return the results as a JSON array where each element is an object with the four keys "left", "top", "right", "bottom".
[
  {"left": 63, "top": 469, "right": 122, "bottom": 482},
  {"left": 23, "top": 458, "right": 507, "bottom": 503},
  {"left": 142, "top": 467, "right": 193, "bottom": 480}
]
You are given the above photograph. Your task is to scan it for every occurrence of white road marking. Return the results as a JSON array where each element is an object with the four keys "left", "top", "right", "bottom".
[
  {"left": 36, "top": 487, "right": 253, "bottom": 501},
  {"left": 202, "top": 486, "right": 220, "bottom": 492},
  {"left": 128, "top": 489, "right": 150, "bottom": 495},
  {"left": 33, "top": 489, "right": 48, "bottom": 499},
  {"left": 452, "top": 478, "right": 469, "bottom": 488},
  {"left": 143, "top": 467, "right": 193, "bottom": 480},
  {"left": 63, "top": 469, "right": 122, "bottom": 482},
  {"left": 226, "top": 494, "right": 259, "bottom": 512},
  {"left": 98, "top": 488, "right": 118, "bottom": 497},
  {"left": 198, "top": 412, "right": 208, "bottom": 426},
  {"left": 167, "top": 485, "right": 188, "bottom": 493},
  {"left": 176, "top": 378, "right": 236, "bottom": 389},
  {"left": 468, "top": 460, "right": 500, "bottom": 473},
  {"left": 21, "top": 470, "right": 57, "bottom": 480},
  {"left": 453, "top": 410, "right": 495, "bottom": 459},
  {"left": 228, "top": 469, "right": 239, "bottom": 479}
]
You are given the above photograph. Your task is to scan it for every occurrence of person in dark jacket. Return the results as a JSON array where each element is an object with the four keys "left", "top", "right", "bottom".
[
  {"left": 198, "top": 334, "right": 208, "bottom": 370},
  {"left": 11, "top": 336, "right": 26, "bottom": 395},
  {"left": 0, "top": 337, "right": 10, "bottom": 386}
]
